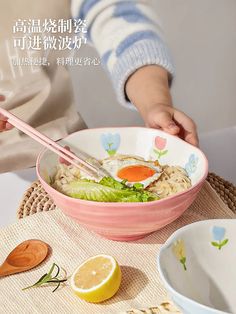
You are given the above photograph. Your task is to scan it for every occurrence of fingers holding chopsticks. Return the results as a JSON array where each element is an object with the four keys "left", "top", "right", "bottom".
[{"left": 0, "top": 95, "right": 14, "bottom": 131}]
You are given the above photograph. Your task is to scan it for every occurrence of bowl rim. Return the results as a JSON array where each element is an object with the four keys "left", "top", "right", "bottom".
[
  {"left": 157, "top": 219, "right": 234, "bottom": 314},
  {"left": 36, "top": 126, "right": 209, "bottom": 207}
]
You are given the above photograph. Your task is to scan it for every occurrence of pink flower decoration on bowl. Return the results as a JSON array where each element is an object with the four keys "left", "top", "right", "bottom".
[
  {"left": 154, "top": 136, "right": 168, "bottom": 159},
  {"left": 155, "top": 136, "right": 167, "bottom": 150}
]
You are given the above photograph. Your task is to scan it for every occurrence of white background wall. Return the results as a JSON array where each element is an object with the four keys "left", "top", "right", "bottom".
[
  {"left": 152, "top": 0, "right": 236, "bottom": 133},
  {"left": 69, "top": 0, "right": 236, "bottom": 183}
]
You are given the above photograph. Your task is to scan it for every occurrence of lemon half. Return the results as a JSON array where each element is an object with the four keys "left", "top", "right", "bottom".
[{"left": 70, "top": 254, "right": 121, "bottom": 303}]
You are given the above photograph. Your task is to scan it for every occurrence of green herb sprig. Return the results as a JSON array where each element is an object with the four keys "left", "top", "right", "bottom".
[{"left": 22, "top": 263, "right": 67, "bottom": 293}]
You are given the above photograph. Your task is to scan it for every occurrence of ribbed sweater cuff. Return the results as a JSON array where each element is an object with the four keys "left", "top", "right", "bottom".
[{"left": 111, "top": 39, "right": 175, "bottom": 110}]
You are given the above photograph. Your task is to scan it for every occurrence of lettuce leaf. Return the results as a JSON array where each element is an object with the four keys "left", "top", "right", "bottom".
[
  {"left": 99, "top": 177, "right": 144, "bottom": 191},
  {"left": 62, "top": 178, "right": 158, "bottom": 202},
  {"left": 99, "top": 177, "right": 127, "bottom": 190}
]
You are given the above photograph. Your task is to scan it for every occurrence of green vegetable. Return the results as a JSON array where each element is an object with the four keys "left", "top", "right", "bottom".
[
  {"left": 63, "top": 177, "right": 158, "bottom": 202},
  {"left": 132, "top": 182, "right": 144, "bottom": 190},
  {"left": 22, "top": 263, "right": 67, "bottom": 292},
  {"left": 99, "top": 176, "right": 127, "bottom": 190},
  {"left": 99, "top": 177, "right": 144, "bottom": 191}
]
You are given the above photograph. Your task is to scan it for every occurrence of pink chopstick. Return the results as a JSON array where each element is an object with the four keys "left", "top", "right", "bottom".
[{"left": 0, "top": 107, "right": 104, "bottom": 179}]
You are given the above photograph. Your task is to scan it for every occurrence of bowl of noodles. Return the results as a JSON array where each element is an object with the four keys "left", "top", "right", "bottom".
[{"left": 36, "top": 127, "right": 208, "bottom": 241}]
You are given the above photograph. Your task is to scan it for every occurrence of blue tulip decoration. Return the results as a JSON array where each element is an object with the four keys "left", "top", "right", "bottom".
[
  {"left": 185, "top": 154, "right": 198, "bottom": 176},
  {"left": 101, "top": 133, "right": 121, "bottom": 156},
  {"left": 211, "top": 226, "right": 229, "bottom": 250}
]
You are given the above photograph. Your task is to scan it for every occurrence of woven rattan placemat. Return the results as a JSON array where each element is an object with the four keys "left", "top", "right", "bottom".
[{"left": 17, "top": 172, "right": 236, "bottom": 219}]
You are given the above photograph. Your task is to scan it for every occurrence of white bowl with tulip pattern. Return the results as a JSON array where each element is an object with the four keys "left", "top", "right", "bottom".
[{"left": 158, "top": 219, "right": 236, "bottom": 314}]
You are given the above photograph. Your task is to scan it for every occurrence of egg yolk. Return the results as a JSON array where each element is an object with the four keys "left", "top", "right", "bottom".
[{"left": 117, "top": 165, "right": 156, "bottom": 182}]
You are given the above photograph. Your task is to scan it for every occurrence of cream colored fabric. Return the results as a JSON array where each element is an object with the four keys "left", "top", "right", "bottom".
[
  {"left": 121, "top": 302, "right": 181, "bottom": 314},
  {"left": 0, "top": 0, "right": 87, "bottom": 173},
  {"left": 0, "top": 182, "right": 234, "bottom": 314}
]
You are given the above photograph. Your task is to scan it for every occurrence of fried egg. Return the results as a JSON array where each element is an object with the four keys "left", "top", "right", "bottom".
[{"left": 101, "top": 155, "right": 162, "bottom": 188}]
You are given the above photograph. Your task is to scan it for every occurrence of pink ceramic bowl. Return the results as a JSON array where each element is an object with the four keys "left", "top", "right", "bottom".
[{"left": 36, "top": 127, "right": 208, "bottom": 241}]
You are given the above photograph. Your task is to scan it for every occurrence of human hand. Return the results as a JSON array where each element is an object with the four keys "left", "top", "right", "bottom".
[
  {"left": 0, "top": 95, "right": 13, "bottom": 131},
  {"left": 125, "top": 65, "right": 199, "bottom": 146}
]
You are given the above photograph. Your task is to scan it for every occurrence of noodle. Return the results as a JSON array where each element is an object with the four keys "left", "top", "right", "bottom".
[
  {"left": 52, "top": 164, "right": 81, "bottom": 193},
  {"left": 147, "top": 166, "right": 191, "bottom": 199}
]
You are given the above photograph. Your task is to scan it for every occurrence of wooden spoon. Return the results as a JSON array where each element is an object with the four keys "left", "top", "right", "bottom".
[{"left": 0, "top": 240, "right": 49, "bottom": 277}]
